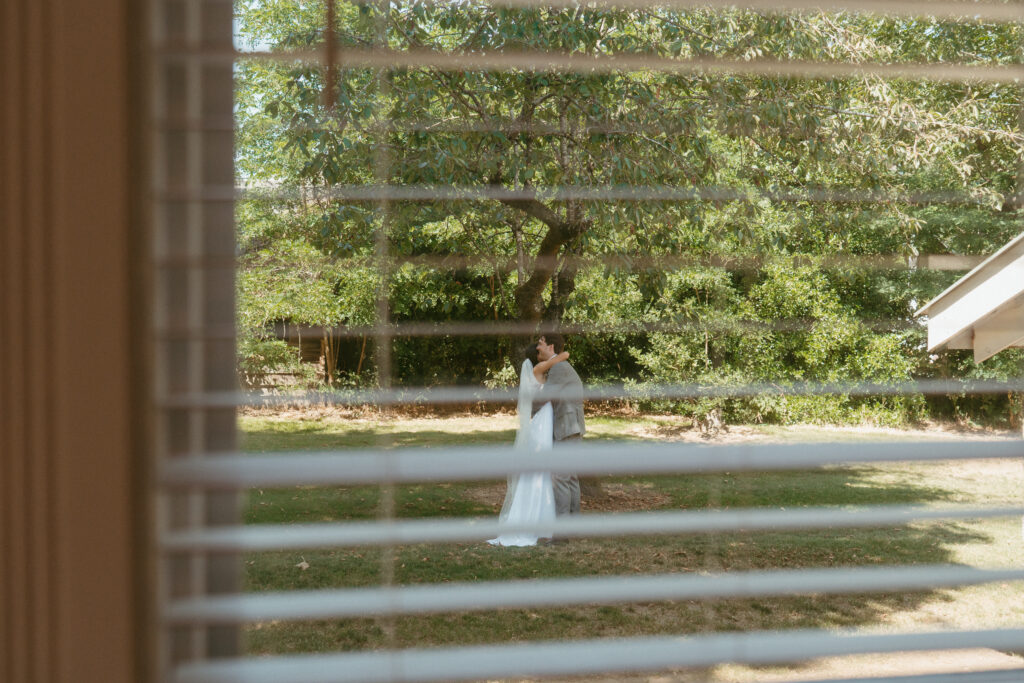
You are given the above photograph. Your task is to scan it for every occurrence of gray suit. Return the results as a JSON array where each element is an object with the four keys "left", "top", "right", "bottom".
[{"left": 541, "top": 361, "right": 585, "bottom": 515}]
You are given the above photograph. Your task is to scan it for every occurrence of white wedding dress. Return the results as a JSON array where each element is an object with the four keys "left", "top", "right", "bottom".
[{"left": 488, "top": 359, "right": 556, "bottom": 546}]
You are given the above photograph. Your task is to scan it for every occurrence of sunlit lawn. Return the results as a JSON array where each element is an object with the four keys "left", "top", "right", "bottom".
[{"left": 239, "top": 412, "right": 1024, "bottom": 677}]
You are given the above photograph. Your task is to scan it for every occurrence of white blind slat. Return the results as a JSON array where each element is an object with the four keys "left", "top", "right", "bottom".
[
  {"left": 157, "top": 377, "right": 1024, "bottom": 408},
  {"left": 163, "top": 45, "right": 1024, "bottom": 84},
  {"left": 173, "top": 628, "right": 1024, "bottom": 683},
  {"left": 165, "top": 565, "right": 1024, "bottom": 623},
  {"left": 159, "top": 440, "right": 1023, "bottom": 487},
  {"left": 163, "top": 183, "right": 1024, "bottom": 205}
]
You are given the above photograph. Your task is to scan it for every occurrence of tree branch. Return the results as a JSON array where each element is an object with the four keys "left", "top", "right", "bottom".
[
  {"left": 499, "top": 191, "right": 570, "bottom": 233},
  {"left": 491, "top": 181, "right": 583, "bottom": 321}
]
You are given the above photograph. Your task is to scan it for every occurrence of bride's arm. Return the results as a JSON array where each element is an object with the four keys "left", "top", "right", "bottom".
[{"left": 533, "top": 351, "right": 569, "bottom": 383}]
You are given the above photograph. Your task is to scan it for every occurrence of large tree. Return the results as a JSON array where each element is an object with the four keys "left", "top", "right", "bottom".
[{"left": 238, "top": 3, "right": 1024, "bottom": 325}]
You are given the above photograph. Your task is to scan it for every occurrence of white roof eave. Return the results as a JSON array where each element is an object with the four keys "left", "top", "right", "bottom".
[{"left": 916, "top": 230, "right": 1024, "bottom": 318}]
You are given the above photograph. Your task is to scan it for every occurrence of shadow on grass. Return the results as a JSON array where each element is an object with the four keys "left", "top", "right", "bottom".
[
  {"left": 244, "top": 445, "right": 997, "bottom": 655},
  {"left": 246, "top": 463, "right": 955, "bottom": 524},
  {"left": 241, "top": 425, "right": 516, "bottom": 451},
  {"left": 246, "top": 521, "right": 989, "bottom": 655}
]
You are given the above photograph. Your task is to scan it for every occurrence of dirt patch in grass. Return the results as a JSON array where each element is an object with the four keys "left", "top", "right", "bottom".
[
  {"left": 466, "top": 481, "right": 671, "bottom": 513},
  {"left": 583, "top": 482, "right": 672, "bottom": 512},
  {"left": 619, "top": 418, "right": 1020, "bottom": 445},
  {"left": 241, "top": 405, "right": 373, "bottom": 422},
  {"left": 623, "top": 421, "right": 759, "bottom": 443}
]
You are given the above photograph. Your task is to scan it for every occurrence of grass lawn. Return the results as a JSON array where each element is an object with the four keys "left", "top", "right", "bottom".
[{"left": 239, "top": 411, "right": 1024, "bottom": 679}]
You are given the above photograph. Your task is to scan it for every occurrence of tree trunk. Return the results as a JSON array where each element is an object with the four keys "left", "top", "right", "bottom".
[
  {"left": 505, "top": 212, "right": 587, "bottom": 322},
  {"left": 512, "top": 218, "right": 526, "bottom": 288},
  {"left": 492, "top": 176, "right": 587, "bottom": 323},
  {"left": 356, "top": 335, "right": 367, "bottom": 376},
  {"left": 543, "top": 239, "right": 582, "bottom": 323},
  {"left": 326, "top": 330, "right": 336, "bottom": 385},
  {"left": 321, "top": 333, "right": 337, "bottom": 386}
]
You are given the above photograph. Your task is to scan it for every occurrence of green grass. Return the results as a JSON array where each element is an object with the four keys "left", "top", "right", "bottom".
[{"left": 239, "top": 412, "right": 1024, "bottom": 665}]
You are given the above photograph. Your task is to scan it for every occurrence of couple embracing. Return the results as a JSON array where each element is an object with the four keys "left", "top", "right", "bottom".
[{"left": 489, "top": 333, "right": 585, "bottom": 547}]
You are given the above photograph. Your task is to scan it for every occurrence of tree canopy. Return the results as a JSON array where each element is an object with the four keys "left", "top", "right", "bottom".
[{"left": 234, "top": 1, "right": 1024, "bottom": 424}]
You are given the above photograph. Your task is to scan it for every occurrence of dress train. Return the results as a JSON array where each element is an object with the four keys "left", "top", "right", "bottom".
[{"left": 488, "top": 365, "right": 556, "bottom": 547}]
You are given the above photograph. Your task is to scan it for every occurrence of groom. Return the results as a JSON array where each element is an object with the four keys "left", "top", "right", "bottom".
[{"left": 535, "top": 333, "right": 586, "bottom": 516}]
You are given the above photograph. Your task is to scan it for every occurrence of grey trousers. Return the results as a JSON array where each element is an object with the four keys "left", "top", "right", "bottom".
[{"left": 553, "top": 435, "right": 581, "bottom": 515}]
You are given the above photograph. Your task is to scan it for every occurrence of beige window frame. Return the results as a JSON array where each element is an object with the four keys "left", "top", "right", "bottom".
[
  {"left": 2, "top": 0, "right": 155, "bottom": 681},
  {"left": 3, "top": 0, "right": 238, "bottom": 680}
]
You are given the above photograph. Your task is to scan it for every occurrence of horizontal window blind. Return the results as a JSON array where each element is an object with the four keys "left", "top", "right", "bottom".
[
  {"left": 167, "top": 565, "right": 1024, "bottom": 622},
  {"left": 158, "top": 378, "right": 1024, "bottom": 409},
  {"left": 164, "top": 504, "right": 1024, "bottom": 551},
  {"left": 175, "top": 629, "right": 1024, "bottom": 683},
  {"left": 158, "top": 440, "right": 1023, "bottom": 484},
  {"left": 152, "top": 0, "right": 1024, "bottom": 680}
]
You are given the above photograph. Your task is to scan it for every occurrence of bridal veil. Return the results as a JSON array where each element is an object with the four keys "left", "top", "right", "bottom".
[{"left": 489, "top": 359, "right": 556, "bottom": 546}]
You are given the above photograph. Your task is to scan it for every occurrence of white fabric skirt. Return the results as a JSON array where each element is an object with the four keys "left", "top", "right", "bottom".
[{"left": 488, "top": 402, "right": 556, "bottom": 547}]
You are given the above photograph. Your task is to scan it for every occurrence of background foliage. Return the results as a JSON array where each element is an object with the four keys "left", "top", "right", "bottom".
[{"left": 234, "top": 1, "right": 1024, "bottom": 425}]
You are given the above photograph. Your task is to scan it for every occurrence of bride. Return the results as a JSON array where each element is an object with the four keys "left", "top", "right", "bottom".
[{"left": 488, "top": 342, "right": 570, "bottom": 547}]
